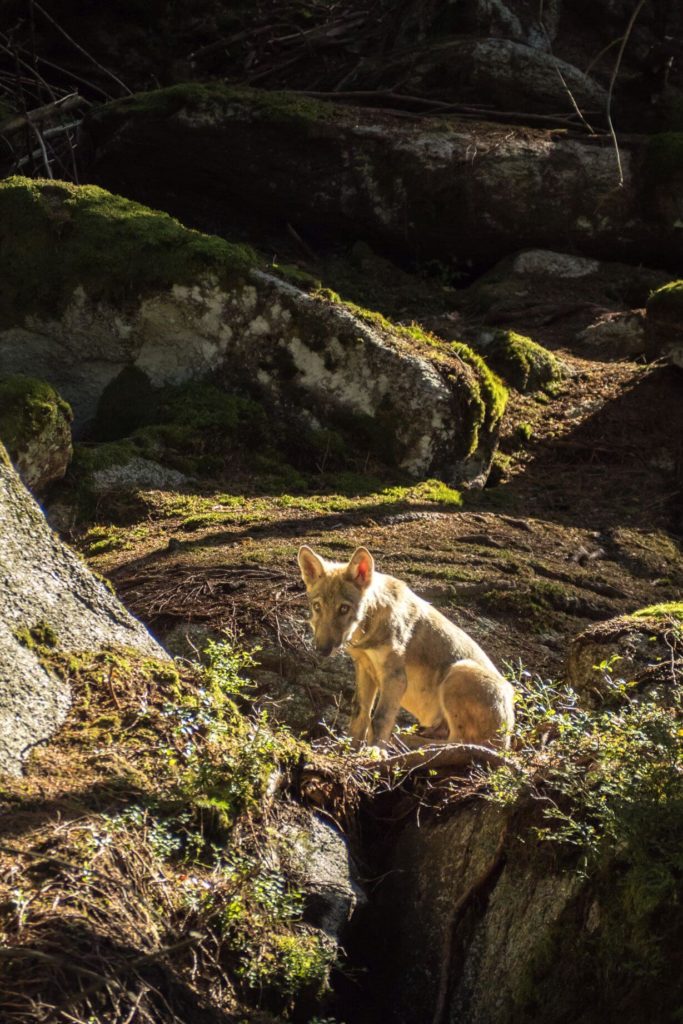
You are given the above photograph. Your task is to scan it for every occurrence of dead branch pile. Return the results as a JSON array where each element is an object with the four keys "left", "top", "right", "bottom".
[{"left": 112, "top": 561, "right": 309, "bottom": 649}]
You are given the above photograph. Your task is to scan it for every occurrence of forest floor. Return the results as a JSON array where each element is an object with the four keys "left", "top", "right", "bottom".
[{"left": 79, "top": 308, "right": 683, "bottom": 737}]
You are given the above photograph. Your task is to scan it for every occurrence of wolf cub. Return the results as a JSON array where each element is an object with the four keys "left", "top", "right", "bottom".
[{"left": 298, "top": 545, "right": 514, "bottom": 748}]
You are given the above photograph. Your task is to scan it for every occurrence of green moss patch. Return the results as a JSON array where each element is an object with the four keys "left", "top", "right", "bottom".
[
  {"left": 631, "top": 601, "right": 683, "bottom": 621},
  {"left": 483, "top": 330, "right": 567, "bottom": 393},
  {"left": 448, "top": 340, "right": 508, "bottom": 448},
  {"left": 0, "top": 176, "right": 256, "bottom": 328},
  {"left": 89, "top": 83, "right": 339, "bottom": 137}
]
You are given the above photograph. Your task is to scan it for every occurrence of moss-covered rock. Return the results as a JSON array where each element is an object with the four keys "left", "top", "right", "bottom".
[
  {"left": 0, "top": 178, "right": 504, "bottom": 485},
  {"left": 646, "top": 279, "right": 683, "bottom": 368},
  {"left": 0, "top": 375, "right": 73, "bottom": 493},
  {"left": 0, "top": 175, "right": 255, "bottom": 329},
  {"left": 477, "top": 330, "right": 567, "bottom": 393},
  {"left": 84, "top": 84, "right": 682, "bottom": 270},
  {"left": 567, "top": 605, "right": 683, "bottom": 700}
]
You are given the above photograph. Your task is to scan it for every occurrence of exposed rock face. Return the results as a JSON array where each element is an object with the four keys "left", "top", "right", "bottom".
[
  {"left": 85, "top": 86, "right": 682, "bottom": 270},
  {"left": 567, "top": 605, "right": 683, "bottom": 698},
  {"left": 0, "top": 177, "right": 506, "bottom": 486},
  {"left": 289, "top": 814, "right": 366, "bottom": 942},
  {"left": 0, "top": 375, "right": 73, "bottom": 493},
  {"left": 362, "top": 801, "right": 584, "bottom": 1024},
  {"left": 0, "top": 444, "right": 164, "bottom": 775}
]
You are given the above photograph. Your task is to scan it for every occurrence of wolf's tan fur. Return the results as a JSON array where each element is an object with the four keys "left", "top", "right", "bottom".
[{"left": 297, "top": 545, "right": 514, "bottom": 749}]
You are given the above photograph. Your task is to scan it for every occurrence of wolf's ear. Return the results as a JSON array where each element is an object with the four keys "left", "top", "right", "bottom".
[
  {"left": 298, "top": 545, "right": 326, "bottom": 588},
  {"left": 345, "top": 546, "right": 374, "bottom": 590}
]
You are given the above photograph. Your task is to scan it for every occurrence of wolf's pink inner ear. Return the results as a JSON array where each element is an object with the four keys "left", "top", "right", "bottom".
[
  {"left": 355, "top": 558, "right": 369, "bottom": 583},
  {"left": 347, "top": 547, "right": 374, "bottom": 589}
]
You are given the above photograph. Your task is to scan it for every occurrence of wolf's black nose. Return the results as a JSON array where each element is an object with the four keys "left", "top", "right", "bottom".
[{"left": 318, "top": 642, "right": 333, "bottom": 658}]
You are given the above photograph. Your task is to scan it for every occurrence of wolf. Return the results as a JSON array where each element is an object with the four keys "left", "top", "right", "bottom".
[{"left": 297, "top": 544, "right": 514, "bottom": 750}]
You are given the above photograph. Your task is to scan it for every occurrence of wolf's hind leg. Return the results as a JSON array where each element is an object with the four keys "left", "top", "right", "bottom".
[{"left": 440, "top": 659, "right": 514, "bottom": 748}]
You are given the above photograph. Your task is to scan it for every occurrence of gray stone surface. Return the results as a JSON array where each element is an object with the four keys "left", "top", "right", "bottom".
[
  {"left": 0, "top": 448, "right": 165, "bottom": 775},
  {"left": 289, "top": 814, "right": 366, "bottom": 941},
  {"left": 576, "top": 311, "right": 647, "bottom": 358},
  {"left": 384, "top": 37, "right": 605, "bottom": 115},
  {"left": 90, "top": 456, "right": 189, "bottom": 493}
]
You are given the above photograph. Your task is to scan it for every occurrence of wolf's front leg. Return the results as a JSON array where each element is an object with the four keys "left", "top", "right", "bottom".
[
  {"left": 349, "top": 657, "right": 378, "bottom": 748},
  {"left": 370, "top": 659, "right": 407, "bottom": 746}
]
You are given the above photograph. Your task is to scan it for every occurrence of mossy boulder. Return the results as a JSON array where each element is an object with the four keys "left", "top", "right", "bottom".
[
  {"left": 646, "top": 279, "right": 683, "bottom": 368},
  {"left": 0, "top": 175, "right": 255, "bottom": 329},
  {"left": 0, "top": 178, "right": 506, "bottom": 486},
  {"left": 566, "top": 604, "right": 683, "bottom": 700},
  {"left": 84, "top": 85, "right": 681, "bottom": 269},
  {"left": 0, "top": 375, "right": 73, "bottom": 493},
  {"left": 476, "top": 330, "right": 567, "bottom": 393}
]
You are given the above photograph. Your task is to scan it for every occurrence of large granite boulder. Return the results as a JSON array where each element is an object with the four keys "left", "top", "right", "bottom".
[
  {"left": 0, "top": 177, "right": 507, "bottom": 486},
  {"left": 84, "top": 86, "right": 682, "bottom": 270},
  {"left": 360, "top": 785, "right": 682, "bottom": 1024},
  {"left": 0, "top": 444, "right": 165, "bottom": 775}
]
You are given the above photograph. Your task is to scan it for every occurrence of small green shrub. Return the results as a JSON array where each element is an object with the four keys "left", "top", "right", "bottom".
[{"left": 489, "top": 669, "right": 683, "bottom": 863}]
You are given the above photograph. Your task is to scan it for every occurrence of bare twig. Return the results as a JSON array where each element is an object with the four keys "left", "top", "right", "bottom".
[
  {"left": 31, "top": 1, "right": 132, "bottom": 95},
  {"left": 30, "top": 120, "right": 52, "bottom": 177},
  {"left": 606, "top": 0, "right": 647, "bottom": 186}
]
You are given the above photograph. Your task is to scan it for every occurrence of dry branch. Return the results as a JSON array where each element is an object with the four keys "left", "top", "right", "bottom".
[{"left": 0, "top": 92, "right": 85, "bottom": 134}]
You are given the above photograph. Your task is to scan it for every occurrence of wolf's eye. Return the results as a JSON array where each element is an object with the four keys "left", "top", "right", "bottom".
[{"left": 339, "top": 603, "right": 350, "bottom": 615}]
